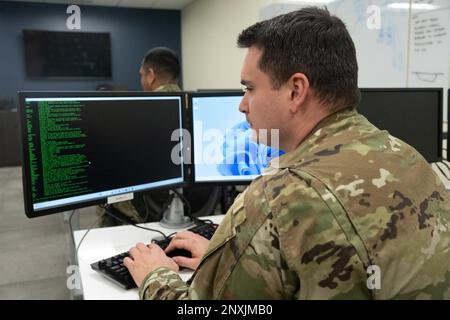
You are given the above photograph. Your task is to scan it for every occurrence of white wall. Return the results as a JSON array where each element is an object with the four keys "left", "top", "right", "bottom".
[
  {"left": 182, "top": 1, "right": 449, "bottom": 113},
  {"left": 181, "top": 0, "right": 276, "bottom": 91}
]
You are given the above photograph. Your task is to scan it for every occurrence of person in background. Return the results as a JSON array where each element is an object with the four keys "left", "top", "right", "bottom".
[{"left": 139, "top": 47, "right": 181, "bottom": 93}]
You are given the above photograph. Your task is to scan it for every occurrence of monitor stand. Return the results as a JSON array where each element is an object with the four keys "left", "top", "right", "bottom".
[
  {"left": 63, "top": 210, "right": 83, "bottom": 299},
  {"left": 159, "top": 188, "right": 193, "bottom": 229}
]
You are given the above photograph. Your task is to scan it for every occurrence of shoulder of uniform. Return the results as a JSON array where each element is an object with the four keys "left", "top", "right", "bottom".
[{"left": 244, "top": 168, "right": 320, "bottom": 206}]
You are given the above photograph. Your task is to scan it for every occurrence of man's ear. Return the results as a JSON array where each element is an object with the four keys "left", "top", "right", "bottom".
[
  {"left": 289, "top": 73, "right": 309, "bottom": 113},
  {"left": 146, "top": 68, "right": 156, "bottom": 85}
]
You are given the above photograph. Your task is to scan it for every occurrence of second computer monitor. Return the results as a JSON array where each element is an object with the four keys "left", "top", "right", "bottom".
[
  {"left": 358, "top": 88, "right": 443, "bottom": 163},
  {"left": 189, "top": 91, "right": 284, "bottom": 184}
]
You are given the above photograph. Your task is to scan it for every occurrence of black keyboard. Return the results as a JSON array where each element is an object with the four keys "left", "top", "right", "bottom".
[{"left": 90, "top": 222, "right": 218, "bottom": 289}]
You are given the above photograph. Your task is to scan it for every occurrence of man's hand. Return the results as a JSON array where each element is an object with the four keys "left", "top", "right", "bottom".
[
  {"left": 123, "top": 243, "right": 179, "bottom": 287},
  {"left": 165, "top": 231, "right": 210, "bottom": 270}
]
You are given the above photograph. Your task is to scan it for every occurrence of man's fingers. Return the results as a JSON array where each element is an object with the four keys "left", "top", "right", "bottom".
[
  {"left": 136, "top": 242, "right": 148, "bottom": 252},
  {"left": 165, "top": 238, "right": 190, "bottom": 253},
  {"left": 123, "top": 256, "right": 134, "bottom": 268},
  {"left": 172, "top": 256, "right": 196, "bottom": 270},
  {"left": 174, "top": 231, "right": 195, "bottom": 239},
  {"left": 129, "top": 246, "right": 141, "bottom": 259}
]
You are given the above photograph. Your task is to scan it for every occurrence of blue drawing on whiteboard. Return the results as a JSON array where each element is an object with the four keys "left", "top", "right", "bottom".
[{"left": 378, "top": 26, "right": 393, "bottom": 46}]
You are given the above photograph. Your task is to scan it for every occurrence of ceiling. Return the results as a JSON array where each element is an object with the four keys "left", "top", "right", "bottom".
[{"left": 4, "top": 0, "right": 196, "bottom": 10}]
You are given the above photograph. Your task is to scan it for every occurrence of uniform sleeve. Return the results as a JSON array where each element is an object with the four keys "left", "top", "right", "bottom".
[
  {"left": 139, "top": 267, "right": 189, "bottom": 300},
  {"left": 268, "top": 170, "right": 370, "bottom": 299}
]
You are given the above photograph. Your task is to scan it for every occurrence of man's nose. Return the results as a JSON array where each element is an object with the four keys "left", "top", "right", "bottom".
[{"left": 239, "top": 94, "right": 248, "bottom": 114}]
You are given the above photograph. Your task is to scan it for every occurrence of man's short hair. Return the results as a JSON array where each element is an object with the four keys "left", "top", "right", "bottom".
[
  {"left": 237, "top": 7, "right": 360, "bottom": 112},
  {"left": 142, "top": 47, "right": 180, "bottom": 81}
]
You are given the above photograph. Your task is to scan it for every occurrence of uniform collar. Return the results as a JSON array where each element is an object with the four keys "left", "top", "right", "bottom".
[
  {"left": 266, "top": 108, "right": 359, "bottom": 171},
  {"left": 154, "top": 83, "right": 181, "bottom": 92}
]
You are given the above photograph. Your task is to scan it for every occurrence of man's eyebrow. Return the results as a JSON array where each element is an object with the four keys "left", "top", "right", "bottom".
[{"left": 240, "top": 80, "right": 254, "bottom": 86}]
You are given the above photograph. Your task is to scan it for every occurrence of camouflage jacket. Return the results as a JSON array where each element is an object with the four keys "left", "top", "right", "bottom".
[{"left": 140, "top": 108, "right": 450, "bottom": 299}]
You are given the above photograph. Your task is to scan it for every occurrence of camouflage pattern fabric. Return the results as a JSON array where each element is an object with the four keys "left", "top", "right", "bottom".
[
  {"left": 140, "top": 107, "right": 450, "bottom": 300},
  {"left": 153, "top": 84, "right": 182, "bottom": 92},
  {"left": 97, "top": 83, "right": 181, "bottom": 226}
]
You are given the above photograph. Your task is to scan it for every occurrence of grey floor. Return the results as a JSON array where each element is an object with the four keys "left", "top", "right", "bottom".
[{"left": 0, "top": 166, "right": 98, "bottom": 299}]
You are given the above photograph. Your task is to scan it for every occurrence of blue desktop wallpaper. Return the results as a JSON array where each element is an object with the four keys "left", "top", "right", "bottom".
[{"left": 192, "top": 95, "right": 284, "bottom": 182}]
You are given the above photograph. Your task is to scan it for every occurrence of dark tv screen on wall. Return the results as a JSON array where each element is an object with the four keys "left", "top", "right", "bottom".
[{"left": 23, "top": 30, "right": 112, "bottom": 78}]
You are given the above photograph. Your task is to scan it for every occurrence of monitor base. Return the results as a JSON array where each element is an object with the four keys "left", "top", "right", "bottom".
[{"left": 159, "top": 189, "right": 194, "bottom": 229}]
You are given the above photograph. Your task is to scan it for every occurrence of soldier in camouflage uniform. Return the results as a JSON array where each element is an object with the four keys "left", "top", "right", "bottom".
[
  {"left": 97, "top": 47, "right": 181, "bottom": 226},
  {"left": 124, "top": 8, "right": 450, "bottom": 299}
]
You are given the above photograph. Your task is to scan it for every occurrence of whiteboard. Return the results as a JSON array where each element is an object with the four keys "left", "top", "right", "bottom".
[
  {"left": 408, "top": 0, "right": 450, "bottom": 87},
  {"left": 408, "top": 0, "right": 450, "bottom": 121},
  {"left": 259, "top": 0, "right": 450, "bottom": 120},
  {"left": 330, "top": 0, "right": 409, "bottom": 87}
]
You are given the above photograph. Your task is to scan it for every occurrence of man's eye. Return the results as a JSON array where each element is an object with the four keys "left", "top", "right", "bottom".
[{"left": 244, "top": 87, "right": 253, "bottom": 92}]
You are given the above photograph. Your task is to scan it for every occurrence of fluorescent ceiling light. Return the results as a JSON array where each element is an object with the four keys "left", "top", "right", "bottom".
[{"left": 388, "top": 2, "right": 436, "bottom": 10}]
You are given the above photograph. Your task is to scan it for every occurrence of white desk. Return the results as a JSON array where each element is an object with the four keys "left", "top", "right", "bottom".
[
  {"left": 74, "top": 215, "right": 224, "bottom": 300},
  {"left": 432, "top": 160, "right": 450, "bottom": 190}
]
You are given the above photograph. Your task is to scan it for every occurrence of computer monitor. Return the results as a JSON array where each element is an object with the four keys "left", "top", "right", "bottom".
[
  {"left": 358, "top": 88, "right": 443, "bottom": 163},
  {"left": 188, "top": 91, "right": 284, "bottom": 184},
  {"left": 197, "top": 89, "right": 243, "bottom": 93},
  {"left": 446, "top": 88, "right": 449, "bottom": 160},
  {"left": 19, "top": 92, "right": 186, "bottom": 218}
]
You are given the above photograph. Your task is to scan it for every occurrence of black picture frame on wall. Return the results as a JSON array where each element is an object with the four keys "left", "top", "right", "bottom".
[{"left": 23, "top": 29, "right": 112, "bottom": 79}]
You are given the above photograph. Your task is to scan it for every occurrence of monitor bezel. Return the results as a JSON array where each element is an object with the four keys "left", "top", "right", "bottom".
[
  {"left": 187, "top": 90, "right": 261, "bottom": 186},
  {"left": 358, "top": 87, "right": 443, "bottom": 163},
  {"left": 18, "top": 91, "right": 188, "bottom": 218},
  {"left": 447, "top": 88, "right": 449, "bottom": 161}
]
